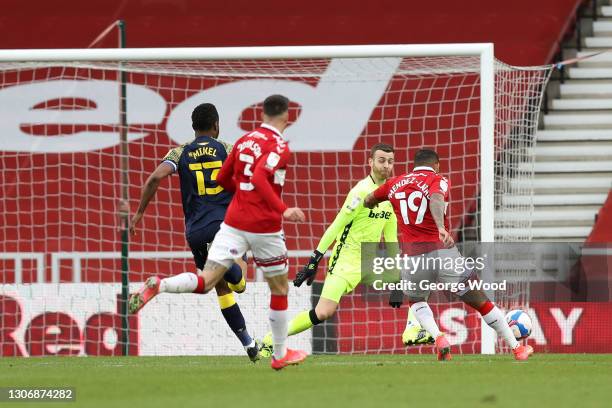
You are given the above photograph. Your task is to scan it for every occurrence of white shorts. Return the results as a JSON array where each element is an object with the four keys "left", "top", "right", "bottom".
[
  {"left": 207, "top": 222, "right": 288, "bottom": 277},
  {"left": 401, "top": 246, "right": 473, "bottom": 299}
]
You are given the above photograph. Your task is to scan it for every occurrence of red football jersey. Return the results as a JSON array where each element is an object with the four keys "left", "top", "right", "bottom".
[
  {"left": 373, "top": 166, "right": 450, "bottom": 246},
  {"left": 217, "top": 124, "right": 290, "bottom": 233}
]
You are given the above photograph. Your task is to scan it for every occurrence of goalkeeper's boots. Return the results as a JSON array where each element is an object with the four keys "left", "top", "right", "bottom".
[
  {"left": 402, "top": 326, "right": 435, "bottom": 346},
  {"left": 435, "top": 334, "right": 452, "bottom": 361},
  {"left": 513, "top": 344, "right": 534, "bottom": 361},
  {"left": 128, "top": 276, "right": 161, "bottom": 314},
  {"left": 270, "top": 348, "right": 307, "bottom": 370},
  {"left": 259, "top": 332, "right": 274, "bottom": 358},
  {"left": 246, "top": 340, "right": 261, "bottom": 363}
]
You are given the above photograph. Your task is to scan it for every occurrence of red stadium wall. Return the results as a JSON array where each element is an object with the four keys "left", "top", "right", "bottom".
[{"left": 1, "top": 0, "right": 583, "bottom": 65}]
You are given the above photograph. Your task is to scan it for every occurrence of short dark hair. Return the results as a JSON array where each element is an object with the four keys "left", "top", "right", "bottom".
[
  {"left": 191, "top": 103, "right": 219, "bottom": 131},
  {"left": 370, "top": 143, "right": 394, "bottom": 158},
  {"left": 263, "top": 94, "right": 289, "bottom": 117},
  {"left": 414, "top": 149, "right": 439, "bottom": 166}
]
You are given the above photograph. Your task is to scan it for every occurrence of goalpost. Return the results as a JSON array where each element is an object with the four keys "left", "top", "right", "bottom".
[{"left": 0, "top": 44, "right": 552, "bottom": 356}]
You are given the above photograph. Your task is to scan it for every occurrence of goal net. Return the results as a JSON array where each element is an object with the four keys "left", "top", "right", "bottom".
[{"left": 0, "top": 45, "right": 552, "bottom": 356}]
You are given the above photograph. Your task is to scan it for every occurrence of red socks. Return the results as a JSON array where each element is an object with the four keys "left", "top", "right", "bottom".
[
  {"left": 194, "top": 276, "right": 205, "bottom": 294},
  {"left": 270, "top": 294, "right": 288, "bottom": 310},
  {"left": 477, "top": 300, "right": 495, "bottom": 316}
]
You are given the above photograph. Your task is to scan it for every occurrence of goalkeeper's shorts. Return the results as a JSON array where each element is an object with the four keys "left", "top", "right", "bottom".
[{"left": 320, "top": 260, "right": 361, "bottom": 303}]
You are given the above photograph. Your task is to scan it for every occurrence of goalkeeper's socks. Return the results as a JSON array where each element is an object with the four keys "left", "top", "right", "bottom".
[
  {"left": 410, "top": 302, "right": 441, "bottom": 339},
  {"left": 287, "top": 309, "right": 321, "bottom": 336},
  {"left": 218, "top": 293, "right": 253, "bottom": 347},
  {"left": 269, "top": 294, "right": 289, "bottom": 360},
  {"left": 479, "top": 301, "right": 519, "bottom": 350},
  {"left": 159, "top": 272, "right": 201, "bottom": 293}
]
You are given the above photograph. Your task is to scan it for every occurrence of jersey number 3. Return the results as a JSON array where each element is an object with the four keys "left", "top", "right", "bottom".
[
  {"left": 239, "top": 153, "right": 255, "bottom": 191},
  {"left": 189, "top": 161, "right": 223, "bottom": 196}
]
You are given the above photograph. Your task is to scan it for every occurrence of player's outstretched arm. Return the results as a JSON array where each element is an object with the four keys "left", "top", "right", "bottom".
[
  {"left": 130, "top": 163, "right": 174, "bottom": 235},
  {"left": 315, "top": 208, "right": 354, "bottom": 254}
]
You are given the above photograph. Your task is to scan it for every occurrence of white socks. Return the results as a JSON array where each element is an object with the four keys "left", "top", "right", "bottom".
[
  {"left": 482, "top": 306, "right": 519, "bottom": 350},
  {"left": 269, "top": 309, "right": 288, "bottom": 359},
  {"left": 410, "top": 302, "right": 441, "bottom": 339},
  {"left": 159, "top": 272, "right": 198, "bottom": 293}
]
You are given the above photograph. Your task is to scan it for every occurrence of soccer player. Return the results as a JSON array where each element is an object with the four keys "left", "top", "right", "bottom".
[
  {"left": 198, "top": 94, "right": 308, "bottom": 370},
  {"left": 259, "top": 143, "right": 433, "bottom": 357},
  {"left": 364, "top": 148, "right": 534, "bottom": 361},
  {"left": 128, "top": 103, "right": 259, "bottom": 362}
]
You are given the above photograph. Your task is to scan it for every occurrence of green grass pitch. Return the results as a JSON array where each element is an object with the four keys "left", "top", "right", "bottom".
[{"left": 1, "top": 354, "right": 610, "bottom": 408}]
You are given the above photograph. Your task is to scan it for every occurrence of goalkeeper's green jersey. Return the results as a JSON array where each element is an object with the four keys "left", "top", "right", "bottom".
[{"left": 317, "top": 175, "right": 398, "bottom": 273}]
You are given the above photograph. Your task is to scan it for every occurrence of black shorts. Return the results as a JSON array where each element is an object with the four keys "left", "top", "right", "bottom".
[{"left": 186, "top": 221, "right": 222, "bottom": 270}]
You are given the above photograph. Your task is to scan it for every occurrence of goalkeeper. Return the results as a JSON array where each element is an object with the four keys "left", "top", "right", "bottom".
[{"left": 261, "top": 144, "right": 432, "bottom": 356}]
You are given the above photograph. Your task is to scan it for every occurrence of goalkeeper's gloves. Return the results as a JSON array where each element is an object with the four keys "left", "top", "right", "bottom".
[
  {"left": 388, "top": 289, "right": 404, "bottom": 308},
  {"left": 293, "top": 250, "right": 324, "bottom": 287}
]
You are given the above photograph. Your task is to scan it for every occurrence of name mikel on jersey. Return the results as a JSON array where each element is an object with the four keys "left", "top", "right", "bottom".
[{"left": 188, "top": 146, "right": 218, "bottom": 160}]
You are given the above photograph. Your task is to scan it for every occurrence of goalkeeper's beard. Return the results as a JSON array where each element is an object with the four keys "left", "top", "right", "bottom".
[{"left": 372, "top": 168, "right": 390, "bottom": 183}]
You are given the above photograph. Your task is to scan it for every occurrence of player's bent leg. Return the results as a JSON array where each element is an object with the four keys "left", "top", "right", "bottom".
[
  {"left": 128, "top": 276, "right": 161, "bottom": 314},
  {"left": 314, "top": 297, "right": 339, "bottom": 321},
  {"left": 459, "top": 289, "right": 530, "bottom": 359},
  {"left": 198, "top": 260, "right": 229, "bottom": 294},
  {"left": 160, "top": 272, "right": 205, "bottom": 294},
  {"left": 224, "top": 256, "right": 247, "bottom": 293},
  {"left": 214, "top": 281, "right": 260, "bottom": 362},
  {"left": 202, "top": 222, "right": 249, "bottom": 294},
  {"left": 286, "top": 298, "right": 337, "bottom": 336}
]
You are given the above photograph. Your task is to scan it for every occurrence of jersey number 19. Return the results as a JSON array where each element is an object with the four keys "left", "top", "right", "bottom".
[{"left": 395, "top": 191, "right": 428, "bottom": 225}]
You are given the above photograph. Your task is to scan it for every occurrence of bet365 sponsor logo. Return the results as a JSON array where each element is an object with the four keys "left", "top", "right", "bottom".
[{"left": 368, "top": 209, "right": 392, "bottom": 219}]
